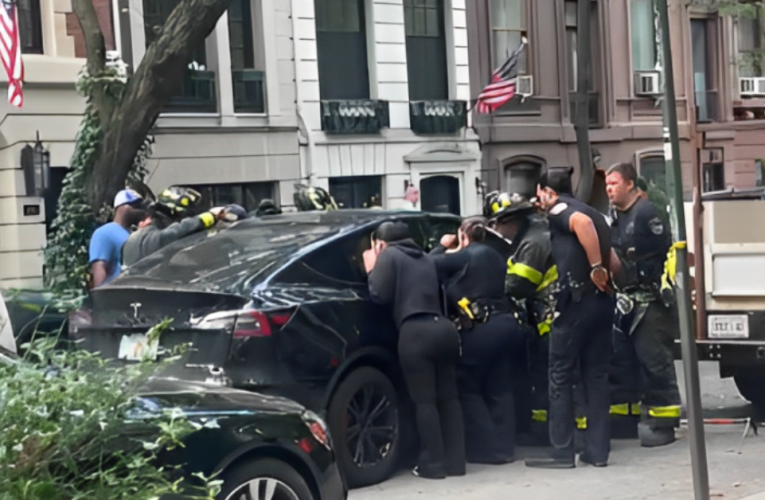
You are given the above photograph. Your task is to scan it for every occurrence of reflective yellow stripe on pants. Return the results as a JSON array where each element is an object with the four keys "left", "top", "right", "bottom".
[
  {"left": 531, "top": 410, "right": 588, "bottom": 429},
  {"left": 609, "top": 403, "right": 642, "bottom": 416},
  {"left": 648, "top": 405, "right": 681, "bottom": 419}
]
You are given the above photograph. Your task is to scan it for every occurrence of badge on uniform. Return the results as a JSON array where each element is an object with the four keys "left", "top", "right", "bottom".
[{"left": 649, "top": 217, "right": 664, "bottom": 235}]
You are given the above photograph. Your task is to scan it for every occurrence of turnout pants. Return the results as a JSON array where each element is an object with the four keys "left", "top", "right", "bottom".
[
  {"left": 549, "top": 290, "right": 614, "bottom": 463},
  {"left": 399, "top": 314, "right": 466, "bottom": 476},
  {"left": 458, "top": 312, "right": 527, "bottom": 463},
  {"left": 610, "top": 299, "right": 682, "bottom": 429}
]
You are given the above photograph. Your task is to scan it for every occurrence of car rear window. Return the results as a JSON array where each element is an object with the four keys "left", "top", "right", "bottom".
[{"left": 119, "top": 218, "right": 344, "bottom": 294}]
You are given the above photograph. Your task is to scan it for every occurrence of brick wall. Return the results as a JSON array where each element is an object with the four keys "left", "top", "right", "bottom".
[{"left": 65, "top": 0, "right": 115, "bottom": 58}]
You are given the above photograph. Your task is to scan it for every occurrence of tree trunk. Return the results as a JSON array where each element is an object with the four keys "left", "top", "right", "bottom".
[{"left": 75, "top": 0, "right": 233, "bottom": 212}]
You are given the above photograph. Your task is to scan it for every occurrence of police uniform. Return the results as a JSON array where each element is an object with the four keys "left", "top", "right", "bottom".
[
  {"left": 527, "top": 194, "right": 615, "bottom": 467},
  {"left": 609, "top": 196, "right": 682, "bottom": 447},
  {"left": 433, "top": 241, "right": 527, "bottom": 463}
]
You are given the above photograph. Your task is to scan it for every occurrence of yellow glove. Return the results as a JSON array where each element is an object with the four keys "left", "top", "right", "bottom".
[{"left": 660, "top": 241, "right": 687, "bottom": 302}]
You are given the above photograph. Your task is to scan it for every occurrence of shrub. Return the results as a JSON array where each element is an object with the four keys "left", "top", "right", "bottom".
[{"left": 0, "top": 331, "right": 218, "bottom": 500}]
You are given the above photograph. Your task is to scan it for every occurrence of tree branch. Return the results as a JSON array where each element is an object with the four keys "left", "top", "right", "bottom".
[
  {"left": 71, "top": 0, "right": 112, "bottom": 126},
  {"left": 85, "top": 0, "right": 233, "bottom": 211}
]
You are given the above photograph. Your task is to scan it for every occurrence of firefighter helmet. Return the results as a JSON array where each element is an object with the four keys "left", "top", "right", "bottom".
[
  {"left": 483, "top": 191, "right": 534, "bottom": 220},
  {"left": 153, "top": 186, "right": 204, "bottom": 218},
  {"left": 293, "top": 184, "right": 339, "bottom": 212}
]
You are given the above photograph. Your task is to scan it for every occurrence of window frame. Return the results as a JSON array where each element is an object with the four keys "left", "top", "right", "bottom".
[
  {"left": 486, "top": 0, "right": 540, "bottom": 114},
  {"left": 736, "top": 10, "right": 765, "bottom": 78},
  {"left": 629, "top": 0, "right": 658, "bottom": 76},
  {"left": 17, "top": 0, "right": 44, "bottom": 55},
  {"left": 184, "top": 181, "right": 278, "bottom": 213},
  {"left": 501, "top": 156, "right": 545, "bottom": 199}
]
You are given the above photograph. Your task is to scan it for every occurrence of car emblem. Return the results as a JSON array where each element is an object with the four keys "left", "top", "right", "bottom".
[{"left": 130, "top": 302, "right": 142, "bottom": 319}]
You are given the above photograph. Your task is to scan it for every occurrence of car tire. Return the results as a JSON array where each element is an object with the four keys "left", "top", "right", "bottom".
[
  {"left": 218, "top": 458, "right": 314, "bottom": 500},
  {"left": 327, "top": 367, "right": 400, "bottom": 489}
]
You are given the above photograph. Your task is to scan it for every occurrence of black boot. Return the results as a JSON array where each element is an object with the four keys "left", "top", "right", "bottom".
[{"left": 524, "top": 447, "right": 575, "bottom": 469}]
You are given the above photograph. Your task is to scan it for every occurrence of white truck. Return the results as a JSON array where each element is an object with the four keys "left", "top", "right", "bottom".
[{"left": 683, "top": 189, "right": 765, "bottom": 415}]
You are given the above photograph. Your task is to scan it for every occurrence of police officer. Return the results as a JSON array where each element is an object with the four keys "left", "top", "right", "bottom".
[
  {"left": 606, "top": 163, "right": 682, "bottom": 447},
  {"left": 433, "top": 216, "right": 527, "bottom": 464},
  {"left": 364, "top": 222, "right": 466, "bottom": 479},
  {"left": 525, "top": 167, "right": 615, "bottom": 469},
  {"left": 483, "top": 192, "right": 558, "bottom": 440},
  {"left": 122, "top": 187, "right": 233, "bottom": 267}
]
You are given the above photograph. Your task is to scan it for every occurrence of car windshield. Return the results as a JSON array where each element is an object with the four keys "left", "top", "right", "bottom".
[{"left": 119, "top": 215, "right": 351, "bottom": 295}]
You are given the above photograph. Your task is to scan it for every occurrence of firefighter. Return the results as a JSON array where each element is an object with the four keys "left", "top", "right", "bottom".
[
  {"left": 606, "top": 162, "right": 682, "bottom": 447},
  {"left": 433, "top": 216, "right": 527, "bottom": 464},
  {"left": 525, "top": 167, "right": 614, "bottom": 469},
  {"left": 483, "top": 192, "right": 567, "bottom": 443},
  {"left": 122, "top": 187, "right": 233, "bottom": 267}
]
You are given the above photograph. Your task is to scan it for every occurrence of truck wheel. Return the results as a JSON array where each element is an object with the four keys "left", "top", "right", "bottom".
[
  {"left": 734, "top": 373, "right": 765, "bottom": 411},
  {"left": 326, "top": 367, "right": 401, "bottom": 489}
]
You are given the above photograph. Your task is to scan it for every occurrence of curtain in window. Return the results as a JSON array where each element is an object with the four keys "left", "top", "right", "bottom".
[{"left": 631, "top": 0, "right": 656, "bottom": 71}]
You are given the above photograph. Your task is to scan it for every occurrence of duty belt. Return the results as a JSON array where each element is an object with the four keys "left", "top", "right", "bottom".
[{"left": 451, "top": 297, "right": 517, "bottom": 332}]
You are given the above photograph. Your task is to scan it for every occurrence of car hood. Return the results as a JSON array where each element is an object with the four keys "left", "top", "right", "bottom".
[{"left": 133, "top": 377, "right": 306, "bottom": 417}]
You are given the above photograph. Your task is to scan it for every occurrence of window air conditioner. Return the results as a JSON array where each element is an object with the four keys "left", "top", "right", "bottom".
[
  {"left": 634, "top": 71, "right": 662, "bottom": 96},
  {"left": 516, "top": 75, "right": 534, "bottom": 98},
  {"left": 740, "top": 77, "right": 765, "bottom": 97}
]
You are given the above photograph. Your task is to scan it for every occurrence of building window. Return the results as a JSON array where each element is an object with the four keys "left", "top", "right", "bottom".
[
  {"left": 504, "top": 161, "right": 542, "bottom": 199},
  {"left": 188, "top": 182, "right": 278, "bottom": 213},
  {"left": 630, "top": 0, "right": 656, "bottom": 72},
  {"left": 490, "top": 0, "right": 527, "bottom": 73},
  {"left": 738, "top": 11, "right": 765, "bottom": 77},
  {"left": 329, "top": 176, "right": 383, "bottom": 208},
  {"left": 403, "top": 0, "right": 448, "bottom": 101},
  {"left": 691, "top": 18, "right": 719, "bottom": 122},
  {"left": 17, "top": 0, "right": 43, "bottom": 54},
  {"left": 228, "top": 0, "right": 266, "bottom": 113},
  {"left": 637, "top": 155, "right": 667, "bottom": 195},
  {"left": 488, "top": 0, "right": 539, "bottom": 112},
  {"left": 315, "top": 0, "right": 370, "bottom": 100},
  {"left": 702, "top": 163, "right": 725, "bottom": 192},
  {"left": 566, "top": 0, "right": 602, "bottom": 127},
  {"left": 144, "top": 0, "right": 217, "bottom": 113}
]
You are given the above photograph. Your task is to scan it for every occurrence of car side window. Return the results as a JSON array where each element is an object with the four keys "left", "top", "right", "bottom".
[
  {"left": 274, "top": 233, "right": 370, "bottom": 286},
  {"left": 423, "top": 217, "right": 460, "bottom": 251}
]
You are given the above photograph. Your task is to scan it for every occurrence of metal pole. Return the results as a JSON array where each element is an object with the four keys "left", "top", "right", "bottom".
[
  {"left": 656, "top": 0, "right": 710, "bottom": 498},
  {"left": 574, "top": 0, "right": 593, "bottom": 202}
]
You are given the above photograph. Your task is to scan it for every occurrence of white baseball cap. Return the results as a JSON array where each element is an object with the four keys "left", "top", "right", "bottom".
[{"left": 114, "top": 188, "right": 143, "bottom": 208}]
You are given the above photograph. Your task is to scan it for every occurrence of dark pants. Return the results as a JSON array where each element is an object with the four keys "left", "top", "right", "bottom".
[
  {"left": 610, "top": 300, "right": 682, "bottom": 424},
  {"left": 549, "top": 290, "right": 614, "bottom": 463},
  {"left": 458, "top": 313, "right": 527, "bottom": 462},
  {"left": 399, "top": 314, "right": 466, "bottom": 476}
]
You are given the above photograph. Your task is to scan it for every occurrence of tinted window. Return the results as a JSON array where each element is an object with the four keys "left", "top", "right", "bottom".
[
  {"left": 121, "top": 218, "right": 342, "bottom": 294},
  {"left": 275, "top": 231, "right": 371, "bottom": 286},
  {"left": 423, "top": 216, "right": 460, "bottom": 251}
]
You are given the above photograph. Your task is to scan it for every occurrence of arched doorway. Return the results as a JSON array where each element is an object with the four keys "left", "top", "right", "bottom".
[{"left": 420, "top": 175, "right": 461, "bottom": 215}]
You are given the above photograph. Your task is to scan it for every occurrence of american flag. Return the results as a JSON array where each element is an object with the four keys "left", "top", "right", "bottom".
[
  {"left": 1, "top": 0, "right": 24, "bottom": 108},
  {"left": 475, "top": 38, "right": 527, "bottom": 114}
]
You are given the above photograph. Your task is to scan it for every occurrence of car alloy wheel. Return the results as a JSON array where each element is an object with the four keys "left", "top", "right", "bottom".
[
  {"left": 327, "top": 366, "right": 401, "bottom": 488},
  {"left": 224, "top": 477, "right": 301, "bottom": 500}
]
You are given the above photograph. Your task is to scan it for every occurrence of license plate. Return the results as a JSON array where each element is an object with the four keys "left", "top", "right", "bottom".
[
  {"left": 708, "top": 315, "right": 749, "bottom": 339},
  {"left": 118, "top": 334, "right": 159, "bottom": 361}
]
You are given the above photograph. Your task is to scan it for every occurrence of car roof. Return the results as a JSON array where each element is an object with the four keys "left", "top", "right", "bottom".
[{"left": 114, "top": 210, "right": 461, "bottom": 295}]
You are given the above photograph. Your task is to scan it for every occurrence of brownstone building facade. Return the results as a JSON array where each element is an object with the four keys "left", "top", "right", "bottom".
[{"left": 466, "top": 0, "right": 765, "bottom": 202}]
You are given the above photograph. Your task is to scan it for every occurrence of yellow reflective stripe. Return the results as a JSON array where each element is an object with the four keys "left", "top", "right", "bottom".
[
  {"left": 661, "top": 241, "right": 687, "bottom": 289},
  {"left": 576, "top": 417, "right": 587, "bottom": 430},
  {"left": 536, "top": 265, "right": 559, "bottom": 292},
  {"left": 610, "top": 404, "right": 630, "bottom": 416},
  {"left": 631, "top": 403, "right": 642, "bottom": 416},
  {"left": 199, "top": 212, "right": 216, "bottom": 228},
  {"left": 507, "top": 258, "right": 543, "bottom": 285},
  {"left": 532, "top": 409, "right": 548, "bottom": 422},
  {"left": 648, "top": 405, "right": 681, "bottom": 418},
  {"left": 537, "top": 320, "right": 552, "bottom": 336}
]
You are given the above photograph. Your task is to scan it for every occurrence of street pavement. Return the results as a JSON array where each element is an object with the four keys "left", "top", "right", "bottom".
[{"left": 350, "top": 361, "right": 765, "bottom": 500}]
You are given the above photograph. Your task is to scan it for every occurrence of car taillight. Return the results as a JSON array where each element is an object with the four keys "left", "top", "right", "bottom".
[{"left": 233, "top": 310, "right": 293, "bottom": 339}]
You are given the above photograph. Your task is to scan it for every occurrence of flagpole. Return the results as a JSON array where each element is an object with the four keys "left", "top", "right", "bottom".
[{"left": 655, "top": 0, "right": 710, "bottom": 498}]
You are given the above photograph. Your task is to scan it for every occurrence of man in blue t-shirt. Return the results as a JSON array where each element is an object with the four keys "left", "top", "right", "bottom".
[{"left": 88, "top": 189, "right": 147, "bottom": 288}]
